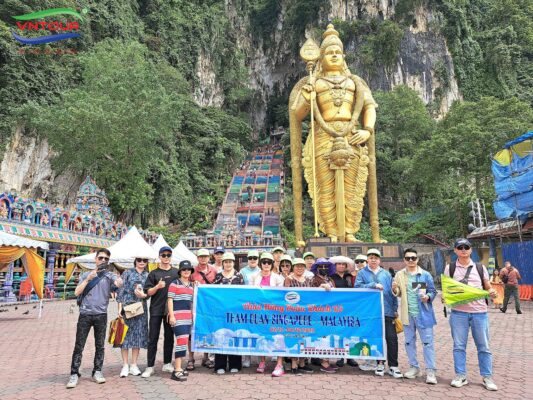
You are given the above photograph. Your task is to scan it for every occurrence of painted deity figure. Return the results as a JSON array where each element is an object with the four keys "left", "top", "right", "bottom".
[
  {"left": 0, "top": 201, "right": 8, "bottom": 218},
  {"left": 289, "top": 24, "right": 378, "bottom": 243}
]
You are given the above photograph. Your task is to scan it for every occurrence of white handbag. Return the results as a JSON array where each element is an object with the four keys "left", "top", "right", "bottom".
[{"left": 123, "top": 302, "right": 144, "bottom": 319}]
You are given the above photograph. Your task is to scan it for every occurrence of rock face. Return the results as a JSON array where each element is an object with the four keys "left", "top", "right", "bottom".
[
  {"left": 1, "top": 0, "right": 461, "bottom": 202},
  {"left": 0, "top": 127, "right": 81, "bottom": 205}
]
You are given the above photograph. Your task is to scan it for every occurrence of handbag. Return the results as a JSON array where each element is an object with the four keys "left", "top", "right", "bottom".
[
  {"left": 394, "top": 317, "right": 403, "bottom": 334},
  {"left": 123, "top": 302, "right": 144, "bottom": 319},
  {"left": 108, "top": 317, "right": 129, "bottom": 347}
]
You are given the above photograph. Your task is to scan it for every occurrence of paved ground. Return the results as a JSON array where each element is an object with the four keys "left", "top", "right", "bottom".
[{"left": 1, "top": 296, "right": 531, "bottom": 400}]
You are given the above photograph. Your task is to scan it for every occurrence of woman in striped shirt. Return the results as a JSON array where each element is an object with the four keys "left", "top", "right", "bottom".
[{"left": 168, "top": 260, "right": 195, "bottom": 381}]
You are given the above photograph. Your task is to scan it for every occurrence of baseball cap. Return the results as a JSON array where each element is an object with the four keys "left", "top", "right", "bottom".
[
  {"left": 367, "top": 248, "right": 381, "bottom": 257},
  {"left": 454, "top": 238, "right": 472, "bottom": 248},
  {"left": 355, "top": 254, "right": 367, "bottom": 262},
  {"left": 303, "top": 252, "right": 316, "bottom": 259},
  {"left": 159, "top": 246, "right": 173, "bottom": 255},
  {"left": 197, "top": 248, "right": 210, "bottom": 257},
  {"left": 222, "top": 252, "right": 235, "bottom": 261},
  {"left": 178, "top": 260, "right": 194, "bottom": 271},
  {"left": 259, "top": 252, "right": 274, "bottom": 261},
  {"left": 292, "top": 258, "right": 306, "bottom": 266},
  {"left": 214, "top": 246, "right": 225, "bottom": 254},
  {"left": 280, "top": 255, "right": 293, "bottom": 264},
  {"left": 247, "top": 250, "right": 259, "bottom": 258},
  {"left": 272, "top": 246, "right": 285, "bottom": 253}
]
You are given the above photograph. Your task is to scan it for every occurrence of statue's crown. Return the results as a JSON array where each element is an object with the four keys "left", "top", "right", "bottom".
[{"left": 320, "top": 23, "right": 343, "bottom": 54}]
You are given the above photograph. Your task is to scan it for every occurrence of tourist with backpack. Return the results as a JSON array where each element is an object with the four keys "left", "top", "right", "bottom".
[
  {"left": 66, "top": 249, "right": 123, "bottom": 388},
  {"left": 444, "top": 238, "right": 498, "bottom": 391},
  {"left": 499, "top": 261, "right": 522, "bottom": 314}
]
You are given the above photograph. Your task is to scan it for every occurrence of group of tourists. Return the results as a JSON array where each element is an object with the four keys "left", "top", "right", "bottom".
[{"left": 67, "top": 238, "right": 502, "bottom": 392}]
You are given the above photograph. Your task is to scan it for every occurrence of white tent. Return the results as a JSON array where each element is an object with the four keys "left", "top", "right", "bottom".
[
  {"left": 0, "top": 230, "right": 49, "bottom": 250},
  {"left": 173, "top": 241, "right": 198, "bottom": 266},
  {"left": 151, "top": 234, "right": 182, "bottom": 265},
  {"left": 67, "top": 226, "right": 157, "bottom": 271}
]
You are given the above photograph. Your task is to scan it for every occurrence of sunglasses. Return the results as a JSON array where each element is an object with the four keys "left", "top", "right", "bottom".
[
  {"left": 456, "top": 245, "right": 471, "bottom": 251},
  {"left": 97, "top": 256, "right": 109, "bottom": 261},
  {"left": 404, "top": 256, "right": 418, "bottom": 261},
  {"left": 318, "top": 265, "right": 329, "bottom": 269},
  {"left": 136, "top": 258, "right": 149, "bottom": 263},
  {"left": 261, "top": 260, "right": 273, "bottom": 265},
  {"left": 160, "top": 253, "right": 172, "bottom": 258},
  {"left": 355, "top": 260, "right": 365, "bottom": 264},
  {"left": 248, "top": 257, "right": 258, "bottom": 260}
]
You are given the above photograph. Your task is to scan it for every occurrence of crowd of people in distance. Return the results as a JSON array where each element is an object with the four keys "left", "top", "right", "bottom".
[{"left": 65, "top": 237, "right": 524, "bottom": 392}]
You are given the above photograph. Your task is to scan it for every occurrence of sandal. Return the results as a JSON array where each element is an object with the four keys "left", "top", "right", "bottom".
[
  {"left": 171, "top": 370, "right": 187, "bottom": 382},
  {"left": 186, "top": 359, "right": 195, "bottom": 371},
  {"left": 201, "top": 359, "right": 215, "bottom": 369}
]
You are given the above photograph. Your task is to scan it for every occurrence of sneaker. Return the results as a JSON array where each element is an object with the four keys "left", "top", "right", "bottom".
[
  {"left": 403, "top": 367, "right": 420, "bottom": 379},
  {"left": 242, "top": 356, "right": 251, "bottom": 368},
  {"left": 171, "top": 370, "right": 187, "bottom": 382},
  {"left": 162, "top": 363, "right": 174, "bottom": 373},
  {"left": 291, "top": 368, "right": 302, "bottom": 375},
  {"left": 272, "top": 365, "right": 285, "bottom": 377},
  {"left": 499, "top": 308, "right": 506, "bottom": 313},
  {"left": 92, "top": 371, "right": 106, "bottom": 384},
  {"left": 388, "top": 367, "right": 403, "bottom": 379},
  {"left": 517, "top": 310, "right": 522, "bottom": 314},
  {"left": 230, "top": 368, "right": 239, "bottom": 373},
  {"left": 426, "top": 370, "right": 437, "bottom": 384},
  {"left": 216, "top": 369, "right": 225, "bottom": 375},
  {"left": 320, "top": 365, "right": 337, "bottom": 373},
  {"left": 483, "top": 377, "right": 498, "bottom": 391},
  {"left": 141, "top": 367, "right": 154, "bottom": 378},
  {"left": 336, "top": 359, "right": 345, "bottom": 368},
  {"left": 66, "top": 374, "right": 78, "bottom": 389},
  {"left": 297, "top": 365, "right": 314, "bottom": 374},
  {"left": 450, "top": 374, "right": 468, "bottom": 387},
  {"left": 130, "top": 365, "right": 141, "bottom": 376},
  {"left": 347, "top": 359, "right": 358, "bottom": 367},
  {"left": 120, "top": 364, "right": 129, "bottom": 378},
  {"left": 375, "top": 364, "right": 385, "bottom": 376},
  {"left": 359, "top": 360, "right": 377, "bottom": 371},
  {"left": 256, "top": 361, "right": 265, "bottom": 373}
]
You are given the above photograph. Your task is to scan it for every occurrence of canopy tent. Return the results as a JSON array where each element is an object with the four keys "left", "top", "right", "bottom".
[
  {"left": 173, "top": 241, "right": 198, "bottom": 266},
  {"left": 0, "top": 231, "right": 49, "bottom": 299},
  {"left": 66, "top": 226, "right": 157, "bottom": 282},
  {"left": 149, "top": 234, "right": 182, "bottom": 268}
]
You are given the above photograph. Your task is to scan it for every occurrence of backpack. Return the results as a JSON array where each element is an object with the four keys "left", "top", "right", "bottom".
[{"left": 501, "top": 268, "right": 511, "bottom": 284}]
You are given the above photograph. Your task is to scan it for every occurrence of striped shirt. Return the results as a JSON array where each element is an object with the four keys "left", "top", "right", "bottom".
[{"left": 168, "top": 279, "right": 193, "bottom": 326}]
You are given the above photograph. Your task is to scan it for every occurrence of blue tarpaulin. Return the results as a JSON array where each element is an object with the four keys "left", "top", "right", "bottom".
[{"left": 502, "top": 241, "right": 533, "bottom": 285}]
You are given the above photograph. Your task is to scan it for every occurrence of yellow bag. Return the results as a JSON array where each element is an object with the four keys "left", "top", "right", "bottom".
[
  {"left": 108, "top": 317, "right": 128, "bottom": 346},
  {"left": 394, "top": 318, "right": 403, "bottom": 334}
]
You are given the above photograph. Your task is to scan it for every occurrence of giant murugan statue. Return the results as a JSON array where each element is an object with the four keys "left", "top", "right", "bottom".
[{"left": 289, "top": 24, "right": 381, "bottom": 243}]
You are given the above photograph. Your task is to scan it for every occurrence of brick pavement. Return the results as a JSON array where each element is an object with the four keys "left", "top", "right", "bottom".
[{"left": 1, "top": 296, "right": 532, "bottom": 400}]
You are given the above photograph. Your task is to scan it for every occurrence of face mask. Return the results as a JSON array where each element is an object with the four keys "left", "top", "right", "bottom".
[{"left": 318, "top": 268, "right": 328, "bottom": 276}]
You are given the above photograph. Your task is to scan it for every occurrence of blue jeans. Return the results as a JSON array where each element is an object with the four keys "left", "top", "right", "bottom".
[
  {"left": 403, "top": 315, "right": 436, "bottom": 371},
  {"left": 449, "top": 310, "right": 492, "bottom": 377}
]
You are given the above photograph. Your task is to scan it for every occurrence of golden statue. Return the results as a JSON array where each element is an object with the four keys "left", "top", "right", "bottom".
[{"left": 289, "top": 24, "right": 381, "bottom": 243}]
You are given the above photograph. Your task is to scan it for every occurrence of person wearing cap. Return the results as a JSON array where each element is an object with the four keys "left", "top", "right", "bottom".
[
  {"left": 117, "top": 255, "right": 150, "bottom": 378},
  {"left": 351, "top": 254, "right": 367, "bottom": 283},
  {"left": 279, "top": 255, "right": 293, "bottom": 278},
  {"left": 212, "top": 252, "right": 244, "bottom": 374},
  {"left": 240, "top": 249, "right": 261, "bottom": 285},
  {"left": 284, "top": 258, "right": 314, "bottom": 375},
  {"left": 213, "top": 246, "right": 225, "bottom": 273},
  {"left": 141, "top": 246, "right": 180, "bottom": 378},
  {"left": 302, "top": 252, "right": 316, "bottom": 279},
  {"left": 392, "top": 248, "right": 438, "bottom": 384},
  {"left": 444, "top": 238, "right": 498, "bottom": 391},
  {"left": 355, "top": 248, "right": 402, "bottom": 379},
  {"left": 272, "top": 246, "right": 285, "bottom": 273},
  {"left": 189, "top": 248, "right": 217, "bottom": 370},
  {"left": 253, "top": 252, "right": 284, "bottom": 376},
  {"left": 167, "top": 260, "right": 195, "bottom": 381}
]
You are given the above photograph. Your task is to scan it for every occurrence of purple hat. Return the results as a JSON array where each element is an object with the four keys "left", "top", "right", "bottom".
[{"left": 310, "top": 257, "right": 335, "bottom": 276}]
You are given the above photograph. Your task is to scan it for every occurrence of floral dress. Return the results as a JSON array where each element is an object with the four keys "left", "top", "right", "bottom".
[{"left": 117, "top": 268, "right": 149, "bottom": 349}]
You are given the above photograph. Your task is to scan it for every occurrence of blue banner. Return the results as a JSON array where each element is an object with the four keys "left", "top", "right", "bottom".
[{"left": 192, "top": 286, "right": 386, "bottom": 360}]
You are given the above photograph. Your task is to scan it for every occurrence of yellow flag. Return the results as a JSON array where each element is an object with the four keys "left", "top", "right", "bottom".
[{"left": 441, "top": 274, "right": 489, "bottom": 307}]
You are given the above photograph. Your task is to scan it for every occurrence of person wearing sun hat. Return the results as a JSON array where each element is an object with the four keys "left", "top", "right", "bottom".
[
  {"left": 355, "top": 248, "right": 402, "bottom": 379},
  {"left": 279, "top": 255, "right": 293, "bottom": 278},
  {"left": 272, "top": 246, "right": 285, "bottom": 273},
  {"left": 302, "top": 251, "right": 316, "bottom": 278},
  {"left": 240, "top": 249, "right": 261, "bottom": 285},
  {"left": 329, "top": 255, "right": 354, "bottom": 288}
]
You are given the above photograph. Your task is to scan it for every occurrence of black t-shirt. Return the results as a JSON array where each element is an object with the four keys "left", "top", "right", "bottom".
[
  {"left": 330, "top": 273, "right": 352, "bottom": 288},
  {"left": 144, "top": 267, "right": 180, "bottom": 316}
]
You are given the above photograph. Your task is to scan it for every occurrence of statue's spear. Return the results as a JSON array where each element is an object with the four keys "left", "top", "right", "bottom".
[{"left": 299, "top": 38, "right": 321, "bottom": 238}]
